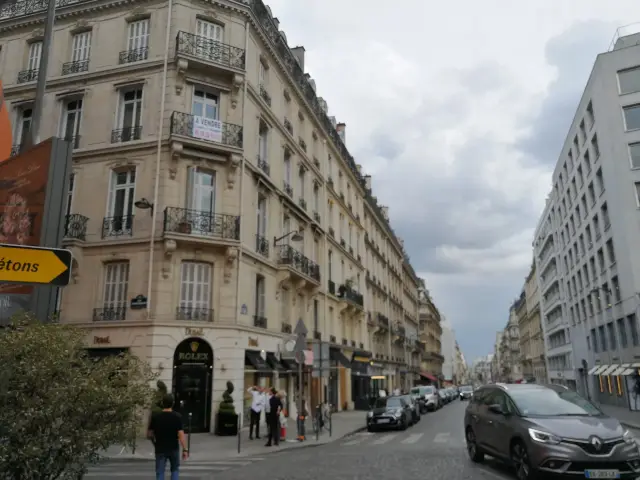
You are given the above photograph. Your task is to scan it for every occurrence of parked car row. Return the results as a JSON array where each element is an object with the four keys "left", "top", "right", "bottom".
[
  {"left": 366, "top": 394, "right": 422, "bottom": 431},
  {"left": 410, "top": 385, "right": 463, "bottom": 412}
]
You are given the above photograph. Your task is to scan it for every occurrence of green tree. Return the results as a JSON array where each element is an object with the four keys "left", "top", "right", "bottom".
[{"left": 0, "top": 315, "right": 156, "bottom": 479}]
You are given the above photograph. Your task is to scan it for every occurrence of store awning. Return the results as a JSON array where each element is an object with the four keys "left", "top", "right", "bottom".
[
  {"left": 420, "top": 371, "right": 438, "bottom": 382},
  {"left": 330, "top": 348, "right": 351, "bottom": 368},
  {"left": 587, "top": 365, "right": 601, "bottom": 375},
  {"left": 351, "top": 351, "right": 372, "bottom": 363},
  {"left": 280, "top": 357, "right": 298, "bottom": 371},
  {"left": 266, "top": 352, "right": 286, "bottom": 372},
  {"left": 612, "top": 365, "right": 628, "bottom": 376},
  {"left": 591, "top": 365, "right": 609, "bottom": 375},
  {"left": 245, "top": 350, "right": 270, "bottom": 372},
  {"left": 601, "top": 365, "right": 619, "bottom": 376},
  {"left": 622, "top": 363, "right": 640, "bottom": 375}
]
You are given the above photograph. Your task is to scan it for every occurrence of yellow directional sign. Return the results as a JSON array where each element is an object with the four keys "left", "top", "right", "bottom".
[{"left": 0, "top": 244, "right": 73, "bottom": 286}]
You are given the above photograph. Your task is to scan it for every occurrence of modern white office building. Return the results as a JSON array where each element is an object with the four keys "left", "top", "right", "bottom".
[{"left": 532, "top": 31, "right": 640, "bottom": 409}]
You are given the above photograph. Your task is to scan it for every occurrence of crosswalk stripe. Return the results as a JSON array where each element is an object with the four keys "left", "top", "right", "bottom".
[
  {"left": 433, "top": 432, "right": 451, "bottom": 443},
  {"left": 371, "top": 434, "right": 397, "bottom": 445},
  {"left": 401, "top": 433, "right": 423, "bottom": 444},
  {"left": 342, "top": 437, "right": 366, "bottom": 446}
]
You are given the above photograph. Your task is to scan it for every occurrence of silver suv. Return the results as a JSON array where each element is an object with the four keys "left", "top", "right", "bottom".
[{"left": 464, "top": 383, "right": 640, "bottom": 479}]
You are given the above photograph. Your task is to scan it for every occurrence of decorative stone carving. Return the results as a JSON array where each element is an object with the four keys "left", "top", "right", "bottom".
[
  {"left": 164, "top": 239, "right": 177, "bottom": 257},
  {"left": 72, "top": 19, "right": 89, "bottom": 31},
  {"left": 226, "top": 154, "right": 241, "bottom": 189},
  {"left": 294, "top": 278, "right": 306, "bottom": 293},
  {"left": 276, "top": 270, "right": 290, "bottom": 291},
  {"left": 175, "top": 59, "right": 189, "bottom": 94},
  {"left": 223, "top": 247, "right": 238, "bottom": 283},
  {"left": 230, "top": 74, "right": 244, "bottom": 109},
  {"left": 30, "top": 28, "right": 44, "bottom": 40},
  {"left": 168, "top": 142, "right": 183, "bottom": 179}
]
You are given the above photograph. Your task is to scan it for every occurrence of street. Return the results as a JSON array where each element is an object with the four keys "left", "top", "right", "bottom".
[{"left": 87, "top": 400, "right": 516, "bottom": 480}]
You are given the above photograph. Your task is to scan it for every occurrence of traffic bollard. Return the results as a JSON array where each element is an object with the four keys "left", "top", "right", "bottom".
[
  {"left": 315, "top": 406, "right": 320, "bottom": 441},
  {"left": 188, "top": 413, "right": 192, "bottom": 453},
  {"left": 329, "top": 406, "right": 332, "bottom": 437}
]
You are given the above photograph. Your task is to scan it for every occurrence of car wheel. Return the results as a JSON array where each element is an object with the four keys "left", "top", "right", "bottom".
[
  {"left": 367, "top": 426, "right": 375, "bottom": 433},
  {"left": 511, "top": 441, "right": 538, "bottom": 480},
  {"left": 465, "top": 427, "right": 484, "bottom": 463},
  {"left": 399, "top": 416, "right": 408, "bottom": 430}
]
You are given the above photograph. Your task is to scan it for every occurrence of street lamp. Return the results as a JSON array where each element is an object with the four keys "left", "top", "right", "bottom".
[
  {"left": 273, "top": 230, "right": 303, "bottom": 246},
  {"left": 134, "top": 198, "right": 154, "bottom": 214}
]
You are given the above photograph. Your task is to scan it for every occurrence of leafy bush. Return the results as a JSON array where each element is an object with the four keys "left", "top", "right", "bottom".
[{"left": 0, "top": 314, "right": 156, "bottom": 479}]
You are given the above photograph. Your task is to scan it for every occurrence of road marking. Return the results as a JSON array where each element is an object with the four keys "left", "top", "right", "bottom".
[
  {"left": 401, "top": 433, "right": 424, "bottom": 444},
  {"left": 476, "top": 466, "right": 512, "bottom": 480},
  {"left": 342, "top": 437, "right": 366, "bottom": 446},
  {"left": 433, "top": 432, "right": 451, "bottom": 443},
  {"left": 85, "top": 474, "right": 203, "bottom": 478},
  {"left": 371, "top": 434, "right": 397, "bottom": 445}
]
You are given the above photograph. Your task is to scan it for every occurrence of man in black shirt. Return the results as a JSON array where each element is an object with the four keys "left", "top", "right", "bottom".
[
  {"left": 148, "top": 394, "right": 189, "bottom": 480},
  {"left": 265, "top": 388, "right": 282, "bottom": 447}
]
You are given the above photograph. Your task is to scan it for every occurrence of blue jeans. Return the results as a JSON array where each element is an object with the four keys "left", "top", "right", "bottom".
[{"left": 155, "top": 450, "right": 180, "bottom": 480}]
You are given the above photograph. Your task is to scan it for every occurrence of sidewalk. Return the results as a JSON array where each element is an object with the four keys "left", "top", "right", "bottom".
[
  {"left": 101, "top": 410, "right": 365, "bottom": 462},
  {"left": 598, "top": 403, "right": 640, "bottom": 430}
]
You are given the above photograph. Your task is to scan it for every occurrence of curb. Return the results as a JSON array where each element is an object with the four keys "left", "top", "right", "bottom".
[{"left": 100, "top": 426, "right": 368, "bottom": 463}]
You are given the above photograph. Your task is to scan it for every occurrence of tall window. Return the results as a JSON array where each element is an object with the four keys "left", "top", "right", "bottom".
[
  {"left": 102, "top": 262, "right": 129, "bottom": 318},
  {"left": 259, "top": 61, "right": 267, "bottom": 87},
  {"left": 127, "top": 19, "right": 149, "bottom": 56},
  {"left": 71, "top": 31, "right": 91, "bottom": 62},
  {"left": 283, "top": 215, "right": 290, "bottom": 244},
  {"left": 328, "top": 250, "right": 332, "bottom": 280},
  {"left": 192, "top": 89, "right": 218, "bottom": 120},
  {"left": 115, "top": 88, "right": 143, "bottom": 141},
  {"left": 281, "top": 288, "right": 289, "bottom": 322},
  {"left": 256, "top": 194, "right": 267, "bottom": 240},
  {"left": 107, "top": 169, "right": 135, "bottom": 235},
  {"left": 255, "top": 275, "right": 265, "bottom": 318},
  {"left": 196, "top": 19, "right": 223, "bottom": 41},
  {"left": 258, "top": 121, "right": 268, "bottom": 162},
  {"left": 27, "top": 41, "right": 42, "bottom": 71},
  {"left": 65, "top": 173, "right": 75, "bottom": 217},
  {"left": 187, "top": 167, "right": 215, "bottom": 213},
  {"left": 14, "top": 107, "right": 32, "bottom": 146},
  {"left": 623, "top": 105, "right": 640, "bottom": 131},
  {"left": 313, "top": 184, "right": 319, "bottom": 212},
  {"left": 299, "top": 169, "right": 305, "bottom": 199},
  {"left": 284, "top": 154, "right": 291, "bottom": 185},
  {"left": 179, "top": 262, "right": 212, "bottom": 318},
  {"left": 61, "top": 98, "right": 82, "bottom": 148}
]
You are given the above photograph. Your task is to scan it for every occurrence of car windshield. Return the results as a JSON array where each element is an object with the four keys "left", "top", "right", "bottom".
[
  {"left": 375, "top": 397, "right": 402, "bottom": 409},
  {"left": 510, "top": 388, "right": 602, "bottom": 417},
  {"left": 401, "top": 395, "right": 412, "bottom": 403},
  {"left": 422, "top": 386, "right": 435, "bottom": 394},
  {"left": 460, "top": 385, "right": 472, "bottom": 392}
]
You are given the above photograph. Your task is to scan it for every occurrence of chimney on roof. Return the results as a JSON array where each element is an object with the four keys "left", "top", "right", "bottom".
[
  {"left": 336, "top": 122, "right": 346, "bottom": 145},
  {"left": 356, "top": 164, "right": 362, "bottom": 174},
  {"left": 272, "top": 17, "right": 280, "bottom": 29},
  {"left": 364, "top": 175, "right": 372, "bottom": 190},
  {"left": 291, "top": 46, "right": 305, "bottom": 70},
  {"left": 380, "top": 206, "right": 389, "bottom": 220}
]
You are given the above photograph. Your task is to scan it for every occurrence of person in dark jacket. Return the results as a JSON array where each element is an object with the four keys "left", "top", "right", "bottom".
[{"left": 265, "top": 387, "right": 282, "bottom": 447}]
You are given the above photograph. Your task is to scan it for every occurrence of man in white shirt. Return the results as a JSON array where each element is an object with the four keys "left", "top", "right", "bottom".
[{"left": 247, "top": 386, "right": 264, "bottom": 440}]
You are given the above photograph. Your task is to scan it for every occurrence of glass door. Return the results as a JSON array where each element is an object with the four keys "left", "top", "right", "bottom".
[{"left": 189, "top": 168, "right": 215, "bottom": 235}]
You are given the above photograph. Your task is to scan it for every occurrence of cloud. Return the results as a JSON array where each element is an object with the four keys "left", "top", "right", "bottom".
[{"left": 263, "top": 0, "right": 638, "bottom": 360}]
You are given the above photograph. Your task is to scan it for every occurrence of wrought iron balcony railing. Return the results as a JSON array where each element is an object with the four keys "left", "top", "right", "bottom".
[
  {"left": 119, "top": 47, "right": 148, "bottom": 64},
  {"left": 337, "top": 284, "right": 364, "bottom": 307},
  {"left": 170, "top": 112, "right": 243, "bottom": 149},
  {"left": 259, "top": 84, "right": 271, "bottom": 106},
  {"left": 175, "top": 31, "right": 246, "bottom": 70},
  {"left": 176, "top": 306, "right": 214, "bottom": 322},
  {"left": 62, "top": 59, "right": 89, "bottom": 75},
  {"left": 256, "top": 156, "right": 270, "bottom": 175},
  {"left": 64, "top": 213, "right": 88, "bottom": 240},
  {"left": 256, "top": 234, "right": 269, "bottom": 257},
  {"left": 313, "top": 211, "right": 320, "bottom": 223},
  {"left": 283, "top": 182, "right": 293, "bottom": 197},
  {"left": 111, "top": 126, "right": 142, "bottom": 143},
  {"left": 17, "top": 68, "right": 38, "bottom": 83},
  {"left": 284, "top": 118, "right": 293, "bottom": 135},
  {"left": 163, "top": 207, "right": 240, "bottom": 240},
  {"left": 377, "top": 313, "right": 389, "bottom": 329},
  {"left": 328, "top": 280, "right": 336, "bottom": 295},
  {"left": 253, "top": 315, "right": 267, "bottom": 329},
  {"left": 101, "top": 215, "right": 133, "bottom": 238},
  {"left": 93, "top": 305, "right": 127, "bottom": 322},
  {"left": 298, "top": 198, "right": 307, "bottom": 210},
  {"left": 277, "top": 245, "right": 320, "bottom": 282},
  {"left": 281, "top": 322, "right": 292, "bottom": 334}
]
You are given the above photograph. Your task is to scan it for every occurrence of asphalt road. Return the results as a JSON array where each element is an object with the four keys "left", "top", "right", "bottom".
[{"left": 85, "top": 400, "right": 517, "bottom": 479}]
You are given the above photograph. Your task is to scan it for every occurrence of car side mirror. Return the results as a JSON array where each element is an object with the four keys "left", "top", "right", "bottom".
[{"left": 488, "top": 404, "right": 506, "bottom": 415}]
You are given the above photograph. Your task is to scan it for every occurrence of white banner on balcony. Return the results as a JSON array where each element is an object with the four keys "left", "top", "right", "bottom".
[{"left": 192, "top": 116, "right": 222, "bottom": 143}]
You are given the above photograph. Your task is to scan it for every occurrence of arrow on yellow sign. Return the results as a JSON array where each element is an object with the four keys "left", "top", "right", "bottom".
[{"left": 0, "top": 244, "right": 73, "bottom": 286}]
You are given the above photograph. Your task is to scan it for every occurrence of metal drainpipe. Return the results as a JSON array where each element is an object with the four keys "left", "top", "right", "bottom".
[
  {"left": 233, "top": 21, "right": 250, "bottom": 328},
  {"left": 321, "top": 139, "right": 329, "bottom": 406},
  {"left": 146, "top": 0, "right": 174, "bottom": 318}
]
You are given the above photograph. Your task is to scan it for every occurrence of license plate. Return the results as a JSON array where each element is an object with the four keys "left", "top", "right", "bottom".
[
  {"left": 584, "top": 470, "right": 620, "bottom": 479},
  {"left": 376, "top": 418, "right": 390, "bottom": 424}
]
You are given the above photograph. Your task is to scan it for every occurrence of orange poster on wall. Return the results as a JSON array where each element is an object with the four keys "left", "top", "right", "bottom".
[{"left": 0, "top": 80, "right": 11, "bottom": 162}]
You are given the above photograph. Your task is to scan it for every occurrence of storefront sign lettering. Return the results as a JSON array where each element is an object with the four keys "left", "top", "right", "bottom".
[
  {"left": 178, "top": 352, "right": 209, "bottom": 361},
  {"left": 93, "top": 336, "right": 110, "bottom": 345},
  {"left": 353, "top": 356, "right": 370, "bottom": 363},
  {"left": 248, "top": 336, "right": 258, "bottom": 347},
  {"left": 185, "top": 327, "right": 204, "bottom": 336}
]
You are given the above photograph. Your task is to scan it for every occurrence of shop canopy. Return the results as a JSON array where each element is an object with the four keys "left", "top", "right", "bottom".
[
  {"left": 420, "top": 371, "right": 438, "bottom": 382},
  {"left": 266, "top": 352, "right": 286, "bottom": 372},
  {"left": 245, "top": 350, "right": 270, "bottom": 372},
  {"left": 329, "top": 348, "right": 352, "bottom": 368}
]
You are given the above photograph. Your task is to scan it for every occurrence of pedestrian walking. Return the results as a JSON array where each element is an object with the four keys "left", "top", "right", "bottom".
[
  {"left": 263, "top": 386, "right": 273, "bottom": 437},
  {"left": 147, "top": 393, "right": 189, "bottom": 480},
  {"left": 247, "top": 385, "right": 264, "bottom": 440},
  {"left": 265, "top": 387, "right": 283, "bottom": 447}
]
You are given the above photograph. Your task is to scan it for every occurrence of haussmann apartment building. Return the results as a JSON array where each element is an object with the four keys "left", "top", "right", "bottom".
[{"left": 0, "top": 0, "right": 435, "bottom": 432}]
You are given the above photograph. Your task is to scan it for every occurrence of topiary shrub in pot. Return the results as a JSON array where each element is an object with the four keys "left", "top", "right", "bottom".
[{"left": 215, "top": 381, "right": 239, "bottom": 436}]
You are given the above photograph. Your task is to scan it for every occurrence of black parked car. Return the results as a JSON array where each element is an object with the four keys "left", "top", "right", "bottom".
[
  {"left": 400, "top": 395, "right": 420, "bottom": 425},
  {"left": 366, "top": 396, "right": 412, "bottom": 431}
]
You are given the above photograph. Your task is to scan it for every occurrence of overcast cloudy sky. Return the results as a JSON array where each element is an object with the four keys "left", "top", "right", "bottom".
[{"left": 266, "top": 0, "right": 639, "bottom": 361}]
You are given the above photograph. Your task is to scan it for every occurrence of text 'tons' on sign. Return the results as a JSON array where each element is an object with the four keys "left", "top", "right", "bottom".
[{"left": 0, "top": 244, "right": 73, "bottom": 286}]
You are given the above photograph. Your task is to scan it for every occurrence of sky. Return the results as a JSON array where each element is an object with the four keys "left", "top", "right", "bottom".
[{"left": 264, "top": 0, "right": 640, "bottom": 361}]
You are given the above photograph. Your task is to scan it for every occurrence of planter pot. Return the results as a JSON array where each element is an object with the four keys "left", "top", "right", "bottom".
[
  {"left": 178, "top": 222, "right": 192, "bottom": 234},
  {"left": 215, "top": 411, "right": 238, "bottom": 436}
]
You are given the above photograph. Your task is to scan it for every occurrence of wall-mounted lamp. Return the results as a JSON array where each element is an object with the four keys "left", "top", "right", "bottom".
[
  {"left": 273, "top": 230, "right": 304, "bottom": 246},
  {"left": 134, "top": 198, "right": 154, "bottom": 213}
]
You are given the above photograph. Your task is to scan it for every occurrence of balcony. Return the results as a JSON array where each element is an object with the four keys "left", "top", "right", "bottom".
[
  {"left": 111, "top": 126, "right": 142, "bottom": 143},
  {"left": 63, "top": 214, "right": 88, "bottom": 241},
  {"left": 93, "top": 305, "right": 127, "bottom": 322},
  {"left": 17, "top": 68, "right": 37, "bottom": 83},
  {"left": 256, "top": 156, "right": 270, "bottom": 176},
  {"left": 175, "top": 31, "right": 246, "bottom": 73},
  {"left": 298, "top": 198, "right": 307, "bottom": 210},
  {"left": 169, "top": 111, "right": 243, "bottom": 162},
  {"left": 394, "top": 323, "right": 406, "bottom": 342},
  {"left": 176, "top": 306, "right": 214, "bottom": 322},
  {"left": 101, "top": 215, "right": 133, "bottom": 239},
  {"left": 259, "top": 84, "right": 271, "bottom": 106},
  {"left": 255, "top": 234, "right": 269, "bottom": 257},
  {"left": 283, "top": 182, "right": 293, "bottom": 197},
  {"left": 284, "top": 118, "right": 293, "bottom": 135},
  {"left": 277, "top": 245, "right": 321, "bottom": 284},
  {"left": 375, "top": 313, "right": 390, "bottom": 333},
  {"left": 337, "top": 284, "right": 364, "bottom": 310},
  {"left": 313, "top": 211, "right": 321, "bottom": 223},
  {"left": 163, "top": 207, "right": 240, "bottom": 242},
  {"left": 253, "top": 315, "right": 267, "bottom": 329},
  {"left": 119, "top": 47, "right": 148, "bottom": 64},
  {"left": 62, "top": 59, "right": 89, "bottom": 75},
  {"left": 281, "top": 322, "right": 292, "bottom": 334},
  {"left": 328, "top": 280, "right": 336, "bottom": 295}
]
